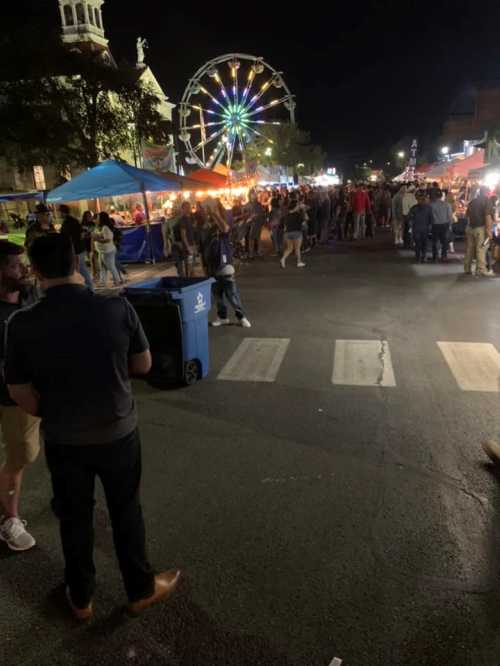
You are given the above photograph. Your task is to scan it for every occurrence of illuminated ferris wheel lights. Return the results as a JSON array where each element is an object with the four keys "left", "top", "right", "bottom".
[{"left": 181, "top": 54, "right": 295, "bottom": 169}]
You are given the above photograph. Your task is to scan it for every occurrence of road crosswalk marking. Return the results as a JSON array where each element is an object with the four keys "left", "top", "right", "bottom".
[
  {"left": 332, "top": 339, "right": 396, "bottom": 387},
  {"left": 437, "top": 342, "right": 500, "bottom": 392},
  {"left": 217, "top": 337, "right": 290, "bottom": 382},
  {"left": 213, "top": 338, "right": 500, "bottom": 391}
]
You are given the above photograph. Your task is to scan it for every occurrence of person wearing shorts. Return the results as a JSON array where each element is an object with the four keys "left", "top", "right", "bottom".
[
  {"left": 0, "top": 241, "right": 40, "bottom": 551},
  {"left": 280, "top": 192, "right": 307, "bottom": 269}
]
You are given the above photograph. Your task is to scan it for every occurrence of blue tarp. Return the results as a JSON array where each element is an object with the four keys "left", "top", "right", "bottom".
[
  {"left": 0, "top": 191, "right": 44, "bottom": 203},
  {"left": 118, "top": 222, "right": 165, "bottom": 263},
  {"left": 46, "top": 160, "right": 181, "bottom": 203}
]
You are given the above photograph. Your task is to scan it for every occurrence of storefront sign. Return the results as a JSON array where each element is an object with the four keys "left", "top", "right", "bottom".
[{"left": 32, "top": 165, "right": 46, "bottom": 191}]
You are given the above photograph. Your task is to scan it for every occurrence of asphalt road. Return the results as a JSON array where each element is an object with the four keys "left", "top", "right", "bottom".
[{"left": 3, "top": 234, "right": 500, "bottom": 666}]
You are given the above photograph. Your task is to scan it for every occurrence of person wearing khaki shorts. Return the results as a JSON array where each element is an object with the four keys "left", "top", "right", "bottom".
[
  {"left": 0, "top": 406, "right": 40, "bottom": 550},
  {"left": 0, "top": 239, "right": 40, "bottom": 551}
]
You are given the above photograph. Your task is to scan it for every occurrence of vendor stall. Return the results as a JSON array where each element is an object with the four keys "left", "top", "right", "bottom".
[{"left": 46, "top": 160, "right": 181, "bottom": 263}]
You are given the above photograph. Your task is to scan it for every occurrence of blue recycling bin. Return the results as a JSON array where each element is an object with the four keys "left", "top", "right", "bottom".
[{"left": 125, "top": 277, "right": 214, "bottom": 386}]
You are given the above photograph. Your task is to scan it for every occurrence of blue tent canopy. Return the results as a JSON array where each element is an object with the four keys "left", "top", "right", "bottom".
[{"left": 46, "top": 160, "right": 181, "bottom": 203}]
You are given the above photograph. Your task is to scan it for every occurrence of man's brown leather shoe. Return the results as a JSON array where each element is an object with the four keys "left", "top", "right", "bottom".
[
  {"left": 482, "top": 439, "right": 500, "bottom": 464},
  {"left": 128, "top": 569, "right": 181, "bottom": 615},
  {"left": 65, "top": 587, "right": 93, "bottom": 621}
]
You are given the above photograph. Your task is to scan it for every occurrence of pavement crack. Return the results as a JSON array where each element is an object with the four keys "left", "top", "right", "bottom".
[{"left": 376, "top": 339, "right": 387, "bottom": 386}]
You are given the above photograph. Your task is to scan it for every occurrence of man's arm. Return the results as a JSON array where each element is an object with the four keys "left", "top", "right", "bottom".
[
  {"left": 5, "top": 313, "right": 38, "bottom": 415},
  {"left": 7, "top": 384, "right": 39, "bottom": 416},
  {"left": 125, "top": 299, "right": 152, "bottom": 376},
  {"left": 486, "top": 212, "right": 494, "bottom": 239},
  {"left": 129, "top": 350, "right": 152, "bottom": 376},
  {"left": 446, "top": 203, "right": 454, "bottom": 225},
  {"left": 213, "top": 211, "right": 229, "bottom": 234}
]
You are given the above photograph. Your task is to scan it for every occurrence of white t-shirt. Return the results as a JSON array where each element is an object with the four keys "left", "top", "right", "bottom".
[{"left": 93, "top": 225, "right": 115, "bottom": 253}]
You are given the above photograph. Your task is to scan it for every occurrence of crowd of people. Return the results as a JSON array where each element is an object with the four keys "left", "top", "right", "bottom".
[
  {"left": 20, "top": 203, "right": 128, "bottom": 290},
  {"left": 160, "top": 180, "right": 472, "bottom": 272},
  {"left": 1, "top": 176, "right": 500, "bottom": 624}
]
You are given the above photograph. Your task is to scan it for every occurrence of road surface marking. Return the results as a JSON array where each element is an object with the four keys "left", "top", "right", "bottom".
[
  {"left": 437, "top": 341, "right": 500, "bottom": 391},
  {"left": 329, "top": 659, "right": 343, "bottom": 666},
  {"left": 332, "top": 339, "right": 396, "bottom": 387},
  {"left": 217, "top": 338, "right": 290, "bottom": 382}
]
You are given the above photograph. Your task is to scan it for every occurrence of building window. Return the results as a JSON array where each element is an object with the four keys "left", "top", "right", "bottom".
[
  {"left": 75, "top": 3, "right": 85, "bottom": 24},
  {"left": 63, "top": 4, "right": 74, "bottom": 26},
  {"left": 88, "top": 4, "right": 95, "bottom": 24},
  {"left": 94, "top": 8, "right": 101, "bottom": 28}
]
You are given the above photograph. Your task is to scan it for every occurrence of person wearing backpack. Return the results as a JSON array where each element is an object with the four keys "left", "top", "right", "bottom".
[{"left": 207, "top": 210, "right": 251, "bottom": 328}]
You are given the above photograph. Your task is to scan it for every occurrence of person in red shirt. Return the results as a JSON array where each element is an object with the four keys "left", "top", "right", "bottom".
[
  {"left": 350, "top": 184, "right": 371, "bottom": 240},
  {"left": 133, "top": 204, "right": 146, "bottom": 225}
]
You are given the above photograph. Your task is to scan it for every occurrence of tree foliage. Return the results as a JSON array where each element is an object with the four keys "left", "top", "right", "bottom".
[
  {"left": 0, "top": 31, "right": 170, "bottom": 172},
  {"left": 239, "top": 124, "right": 326, "bottom": 174}
]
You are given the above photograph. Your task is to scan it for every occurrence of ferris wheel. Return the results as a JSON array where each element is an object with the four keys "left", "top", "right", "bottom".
[{"left": 179, "top": 53, "right": 296, "bottom": 170}]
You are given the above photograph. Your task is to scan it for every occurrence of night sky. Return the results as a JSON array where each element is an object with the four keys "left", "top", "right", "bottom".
[{"left": 5, "top": 0, "right": 500, "bottom": 173}]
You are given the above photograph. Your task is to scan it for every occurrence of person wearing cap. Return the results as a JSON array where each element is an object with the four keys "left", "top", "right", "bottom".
[
  {"left": 25, "top": 204, "right": 56, "bottom": 248},
  {"left": 0, "top": 241, "right": 40, "bottom": 552}
]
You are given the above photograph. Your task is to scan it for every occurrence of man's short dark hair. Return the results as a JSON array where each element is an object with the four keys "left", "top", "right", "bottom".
[
  {"left": 59, "top": 204, "right": 70, "bottom": 216},
  {"left": 28, "top": 234, "right": 75, "bottom": 279},
  {"left": 0, "top": 240, "right": 24, "bottom": 269}
]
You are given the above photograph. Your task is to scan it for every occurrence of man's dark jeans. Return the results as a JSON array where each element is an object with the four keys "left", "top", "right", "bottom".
[
  {"left": 213, "top": 275, "right": 245, "bottom": 320},
  {"left": 45, "top": 429, "right": 155, "bottom": 608},
  {"left": 432, "top": 224, "right": 449, "bottom": 259},
  {"left": 414, "top": 229, "right": 428, "bottom": 262}
]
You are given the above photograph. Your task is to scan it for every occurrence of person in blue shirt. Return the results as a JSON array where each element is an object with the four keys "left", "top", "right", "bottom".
[{"left": 408, "top": 191, "right": 434, "bottom": 263}]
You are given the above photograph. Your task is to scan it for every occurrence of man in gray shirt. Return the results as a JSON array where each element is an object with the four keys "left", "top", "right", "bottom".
[
  {"left": 430, "top": 189, "right": 454, "bottom": 262},
  {"left": 5, "top": 235, "right": 180, "bottom": 620}
]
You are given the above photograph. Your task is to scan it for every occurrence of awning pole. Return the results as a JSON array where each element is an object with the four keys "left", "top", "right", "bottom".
[{"left": 142, "top": 188, "right": 155, "bottom": 264}]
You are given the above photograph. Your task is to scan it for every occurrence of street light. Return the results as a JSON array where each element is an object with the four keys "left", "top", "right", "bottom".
[
  {"left": 264, "top": 147, "right": 272, "bottom": 157},
  {"left": 397, "top": 151, "right": 405, "bottom": 159},
  {"left": 441, "top": 145, "right": 449, "bottom": 155}
]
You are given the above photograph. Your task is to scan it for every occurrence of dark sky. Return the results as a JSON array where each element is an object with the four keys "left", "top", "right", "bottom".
[{"left": 6, "top": 0, "right": 500, "bottom": 172}]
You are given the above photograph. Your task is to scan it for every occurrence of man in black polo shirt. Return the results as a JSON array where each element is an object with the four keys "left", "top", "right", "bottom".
[{"left": 5, "top": 235, "right": 180, "bottom": 620}]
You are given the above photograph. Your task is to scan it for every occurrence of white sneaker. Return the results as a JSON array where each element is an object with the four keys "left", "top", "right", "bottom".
[
  {"left": 297, "top": 262, "right": 306, "bottom": 268},
  {"left": 239, "top": 318, "right": 252, "bottom": 328},
  {"left": 280, "top": 257, "right": 286, "bottom": 269},
  {"left": 211, "top": 318, "right": 230, "bottom": 327},
  {"left": 0, "top": 517, "right": 36, "bottom": 551}
]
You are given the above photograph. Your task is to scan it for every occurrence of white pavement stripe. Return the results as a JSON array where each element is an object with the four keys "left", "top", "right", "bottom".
[
  {"left": 217, "top": 338, "right": 290, "bottom": 382},
  {"left": 437, "top": 342, "right": 500, "bottom": 392},
  {"left": 332, "top": 339, "right": 396, "bottom": 387}
]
